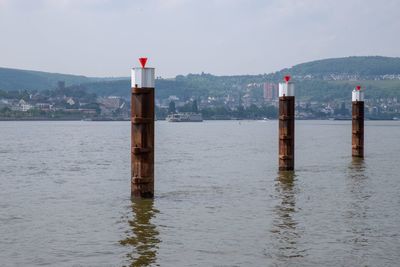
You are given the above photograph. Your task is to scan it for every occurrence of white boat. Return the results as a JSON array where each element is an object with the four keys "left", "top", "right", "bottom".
[{"left": 166, "top": 113, "right": 203, "bottom": 122}]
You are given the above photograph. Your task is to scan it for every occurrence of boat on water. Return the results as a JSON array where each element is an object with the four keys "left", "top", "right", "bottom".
[{"left": 166, "top": 112, "right": 203, "bottom": 122}]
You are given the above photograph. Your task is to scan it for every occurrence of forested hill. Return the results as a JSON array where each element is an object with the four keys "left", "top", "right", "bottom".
[
  {"left": 0, "top": 67, "right": 124, "bottom": 91},
  {"left": 0, "top": 67, "right": 96, "bottom": 90},
  {"left": 82, "top": 56, "right": 400, "bottom": 100},
  {"left": 1, "top": 56, "right": 400, "bottom": 100},
  {"left": 273, "top": 56, "right": 400, "bottom": 78}
]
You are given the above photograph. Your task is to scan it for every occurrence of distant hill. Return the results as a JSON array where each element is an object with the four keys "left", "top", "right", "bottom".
[
  {"left": 275, "top": 56, "right": 400, "bottom": 77},
  {"left": 270, "top": 56, "right": 400, "bottom": 100},
  {"left": 272, "top": 56, "right": 400, "bottom": 80},
  {"left": 0, "top": 67, "right": 95, "bottom": 90},
  {"left": 0, "top": 67, "right": 124, "bottom": 91},
  {"left": 84, "top": 56, "right": 400, "bottom": 100},
  {"left": 1, "top": 56, "right": 400, "bottom": 100}
]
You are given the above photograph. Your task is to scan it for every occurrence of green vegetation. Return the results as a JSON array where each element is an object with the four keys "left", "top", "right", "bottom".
[
  {"left": 0, "top": 107, "right": 96, "bottom": 120},
  {"left": 1, "top": 56, "right": 400, "bottom": 101},
  {"left": 330, "top": 80, "right": 400, "bottom": 99},
  {"left": 0, "top": 89, "right": 31, "bottom": 100},
  {"left": 0, "top": 67, "right": 124, "bottom": 91},
  {"left": 278, "top": 56, "right": 400, "bottom": 76},
  {"left": 82, "top": 57, "right": 400, "bottom": 101},
  {"left": 293, "top": 80, "right": 400, "bottom": 101},
  {"left": 0, "top": 67, "right": 94, "bottom": 90},
  {"left": 83, "top": 80, "right": 130, "bottom": 97}
]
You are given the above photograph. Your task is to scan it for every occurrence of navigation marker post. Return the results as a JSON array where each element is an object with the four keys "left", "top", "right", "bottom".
[
  {"left": 352, "top": 85, "right": 364, "bottom": 158},
  {"left": 278, "top": 75, "right": 295, "bottom": 171},
  {"left": 131, "top": 58, "right": 155, "bottom": 198}
]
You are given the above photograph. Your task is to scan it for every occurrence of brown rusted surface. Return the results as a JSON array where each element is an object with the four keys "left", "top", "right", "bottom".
[
  {"left": 132, "top": 87, "right": 152, "bottom": 94},
  {"left": 131, "top": 85, "right": 155, "bottom": 198},
  {"left": 352, "top": 101, "right": 364, "bottom": 158},
  {"left": 279, "top": 96, "right": 295, "bottom": 171}
]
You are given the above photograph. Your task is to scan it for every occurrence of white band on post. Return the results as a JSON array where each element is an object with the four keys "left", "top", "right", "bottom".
[
  {"left": 131, "top": 68, "right": 155, "bottom": 88},
  {"left": 279, "top": 82, "right": 295, "bottom": 97},
  {"left": 352, "top": 90, "right": 364, "bottom": 102}
]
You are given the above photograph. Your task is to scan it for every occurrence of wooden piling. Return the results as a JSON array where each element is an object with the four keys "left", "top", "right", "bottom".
[
  {"left": 279, "top": 76, "right": 295, "bottom": 171},
  {"left": 352, "top": 86, "right": 364, "bottom": 158},
  {"left": 131, "top": 61, "right": 155, "bottom": 198}
]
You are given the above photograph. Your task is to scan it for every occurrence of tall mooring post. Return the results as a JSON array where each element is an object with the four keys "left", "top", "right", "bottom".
[
  {"left": 131, "top": 58, "right": 155, "bottom": 198},
  {"left": 352, "top": 85, "right": 364, "bottom": 158},
  {"left": 279, "top": 76, "right": 295, "bottom": 171}
]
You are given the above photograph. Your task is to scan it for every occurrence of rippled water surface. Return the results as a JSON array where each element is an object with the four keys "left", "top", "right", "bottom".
[{"left": 1, "top": 120, "right": 400, "bottom": 266}]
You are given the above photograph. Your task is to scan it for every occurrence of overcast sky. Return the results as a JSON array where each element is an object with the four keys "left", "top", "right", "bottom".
[{"left": 0, "top": 0, "right": 399, "bottom": 77}]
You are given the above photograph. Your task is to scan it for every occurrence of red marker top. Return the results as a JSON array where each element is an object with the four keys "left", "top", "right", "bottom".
[
  {"left": 356, "top": 85, "right": 361, "bottom": 91},
  {"left": 284, "top": 75, "right": 291, "bottom": 83},
  {"left": 139, "top": 57, "right": 148, "bottom": 68}
]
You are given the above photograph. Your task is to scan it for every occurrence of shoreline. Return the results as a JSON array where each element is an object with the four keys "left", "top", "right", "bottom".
[{"left": 0, "top": 118, "right": 398, "bottom": 122}]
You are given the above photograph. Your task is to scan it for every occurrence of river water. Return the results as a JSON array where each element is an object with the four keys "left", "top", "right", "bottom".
[{"left": 0, "top": 120, "right": 399, "bottom": 266}]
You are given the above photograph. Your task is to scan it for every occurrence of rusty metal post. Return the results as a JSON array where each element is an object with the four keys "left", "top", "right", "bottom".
[
  {"left": 352, "top": 86, "right": 364, "bottom": 158},
  {"left": 131, "top": 58, "right": 155, "bottom": 198},
  {"left": 279, "top": 76, "right": 295, "bottom": 171}
]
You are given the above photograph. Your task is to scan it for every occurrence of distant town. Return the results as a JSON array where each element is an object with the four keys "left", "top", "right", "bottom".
[
  {"left": 0, "top": 81, "right": 128, "bottom": 121},
  {"left": 1, "top": 80, "right": 399, "bottom": 121}
]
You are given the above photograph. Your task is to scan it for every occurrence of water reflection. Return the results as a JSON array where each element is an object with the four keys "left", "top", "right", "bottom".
[
  {"left": 120, "top": 199, "right": 160, "bottom": 267},
  {"left": 349, "top": 157, "right": 366, "bottom": 174},
  {"left": 345, "top": 158, "right": 371, "bottom": 249},
  {"left": 270, "top": 171, "right": 304, "bottom": 261}
]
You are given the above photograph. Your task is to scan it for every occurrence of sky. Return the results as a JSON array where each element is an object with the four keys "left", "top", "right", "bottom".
[{"left": 0, "top": 0, "right": 399, "bottom": 77}]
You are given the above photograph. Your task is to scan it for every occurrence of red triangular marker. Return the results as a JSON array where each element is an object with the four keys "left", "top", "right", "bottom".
[
  {"left": 356, "top": 85, "right": 361, "bottom": 91},
  {"left": 139, "top": 57, "right": 147, "bottom": 68},
  {"left": 284, "top": 75, "right": 291, "bottom": 83}
]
